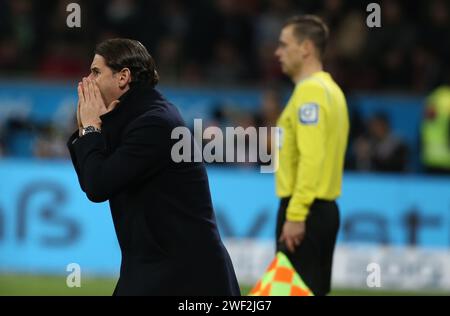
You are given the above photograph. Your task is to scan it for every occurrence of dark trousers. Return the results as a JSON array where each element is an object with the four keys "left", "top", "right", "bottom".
[{"left": 276, "top": 197, "right": 340, "bottom": 296}]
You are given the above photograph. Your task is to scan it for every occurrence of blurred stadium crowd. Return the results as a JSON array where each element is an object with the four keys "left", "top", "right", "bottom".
[
  {"left": 1, "top": 0, "right": 450, "bottom": 89},
  {"left": 0, "top": 0, "right": 449, "bottom": 174}
]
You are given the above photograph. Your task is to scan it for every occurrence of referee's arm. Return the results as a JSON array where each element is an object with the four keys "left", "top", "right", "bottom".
[{"left": 286, "top": 82, "right": 328, "bottom": 222}]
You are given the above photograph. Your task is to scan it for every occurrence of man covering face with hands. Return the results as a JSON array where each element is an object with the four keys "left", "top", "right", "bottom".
[{"left": 67, "top": 38, "right": 240, "bottom": 296}]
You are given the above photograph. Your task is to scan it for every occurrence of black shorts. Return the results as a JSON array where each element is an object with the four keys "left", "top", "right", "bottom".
[{"left": 276, "top": 197, "right": 340, "bottom": 296}]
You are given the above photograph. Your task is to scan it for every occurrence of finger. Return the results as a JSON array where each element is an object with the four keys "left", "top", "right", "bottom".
[
  {"left": 77, "top": 82, "right": 84, "bottom": 102},
  {"left": 93, "top": 81, "right": 101, "bottom": 100},
  {"left": 87, "top": 78, "right": 95, "bottom": 102},
  {"left": 77, "top": 82, "right": 85, "bottom": 104},
  {"left": 82, "top": 78, "right": 91, "bottom": 102},
  {"left": 77, "top": 101, "right": 81, "bottom": 128},
  {"left": 286, "top": 238, "right": 295, "bottom": 253},
  {"left": 81, "top": 78, "right": 87, "bottom": 102},
  {"left": 77, "top": 82, "right": 83, "bottom": 105},
  {"left": 299, "top": 233, "right": 305, "bottom": 243},
  {"left": 90, "top": 79, "right": 97, "bottom": 101}
]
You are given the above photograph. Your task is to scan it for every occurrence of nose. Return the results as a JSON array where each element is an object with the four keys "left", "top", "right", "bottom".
[{"left": 274, "top": 48, "right": 281, "bottom": 58}]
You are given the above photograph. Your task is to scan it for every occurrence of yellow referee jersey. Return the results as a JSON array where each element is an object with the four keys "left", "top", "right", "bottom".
[{"left": 275, "top": 71, "right": 349, "bottom": 221}]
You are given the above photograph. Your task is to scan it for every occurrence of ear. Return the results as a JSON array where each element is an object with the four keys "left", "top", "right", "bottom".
[
  {"left": 118, "top": 68, "right": 132, "bottom": 89},
  {"left": 301, "top": 39, "right": 315, "bottom": 58}
]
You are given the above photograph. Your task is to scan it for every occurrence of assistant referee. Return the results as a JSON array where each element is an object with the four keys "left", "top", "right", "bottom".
[{"left": 274, "top": 15, "right": 349, "bottom": 296}]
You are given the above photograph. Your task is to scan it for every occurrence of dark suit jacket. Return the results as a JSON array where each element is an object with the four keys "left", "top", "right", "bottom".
[{"left": 67, "top": 83, "right": 240, "bottom": 296}]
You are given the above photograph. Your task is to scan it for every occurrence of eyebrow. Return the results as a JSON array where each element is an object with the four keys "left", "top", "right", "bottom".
[{"left": 91, "top": 67, "right": 100, "bottom": 72}]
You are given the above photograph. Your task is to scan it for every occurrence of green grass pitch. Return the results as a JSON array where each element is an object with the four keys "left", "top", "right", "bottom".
[{"left": 0, "top": 274, "right": 449, "bottom": 296}]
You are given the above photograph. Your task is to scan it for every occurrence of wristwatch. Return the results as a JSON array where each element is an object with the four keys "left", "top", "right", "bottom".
[{"left": 81, "top": 125, "right": 102, "bottom": 136}]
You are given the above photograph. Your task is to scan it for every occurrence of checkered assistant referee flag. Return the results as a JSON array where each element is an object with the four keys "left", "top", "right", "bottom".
[{"left": 249, "top": 251, "right": 313, "bottom": 296}]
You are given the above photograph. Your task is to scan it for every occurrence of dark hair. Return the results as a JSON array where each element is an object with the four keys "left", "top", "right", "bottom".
[
  {"left": 95, "top": 38, "right": 159, "bottom": 87},
  {"left": 284, "top": 15, "right": 329, "bottom": 59}
]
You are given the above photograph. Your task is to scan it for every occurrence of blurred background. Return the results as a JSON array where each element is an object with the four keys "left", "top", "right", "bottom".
[{"left": 0, "top": 0, "right": 450, "bottom": 295}]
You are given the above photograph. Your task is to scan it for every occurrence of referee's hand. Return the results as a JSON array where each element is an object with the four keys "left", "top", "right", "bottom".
[{"left": 279, "top": 221, "right": 306, "bottom": 253}]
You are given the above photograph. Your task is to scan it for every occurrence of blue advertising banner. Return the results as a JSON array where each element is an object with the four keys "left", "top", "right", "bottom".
[
  {"left": 208, "top": 169, "right": 450, "bottom": 247},
  {"left": 0, "top": 82, "right": 424, "bottom": 146},
  {"left": 0, "top": 81, "right": 262, "bottom": 125},
  {"left": 0, "top": 161, "right": 449, "bottom": 275},
  {"left": 0, "top": 160, "right": 120, "bottom": 275}
]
